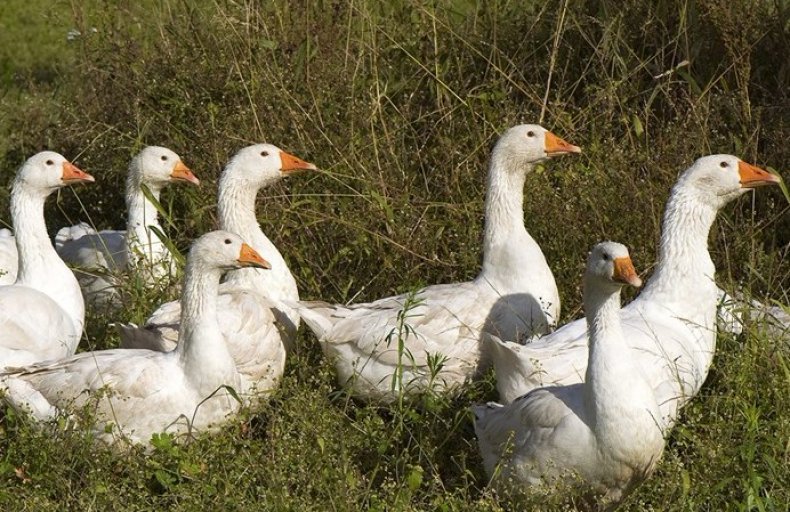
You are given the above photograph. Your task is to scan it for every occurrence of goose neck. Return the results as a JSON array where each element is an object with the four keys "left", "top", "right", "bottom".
[
  {"left": 175, "top": 261, "right": 233, "bottom": 389},
  {"left": 584, "top": 283, "right": 627, "bottom": 375},
  {"left": 640, "top": 185, "right": 717, "bottom": 303},
  {"left": 218, "top": 178, "right": 259, "bottom": 240},
  {"left": 480, "top": 159, "right": 531, "bottom": 278},
  {"left": 126, "top": 177, "right": 164, "bottom": 250},
  {"left": 584, "top": 282, "right": 642, "bottom": 428},
  {"left": 12, "top": 184, "right": 58, "bottom": 283},
  {"left": 483, "top": 160, "right": 527, "bottom": 245}
]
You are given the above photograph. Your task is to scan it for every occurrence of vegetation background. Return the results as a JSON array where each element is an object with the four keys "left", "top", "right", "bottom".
[{"left": 0, "top": 0, "right": 788, "bottom": 509}]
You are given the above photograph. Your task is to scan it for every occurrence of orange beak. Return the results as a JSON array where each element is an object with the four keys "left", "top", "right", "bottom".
[
  {"left": 238, "top": 243, "right": 271, "bottom": 269},
  {"left": 544, "top": 131, "right": 582, "bottom": 156},
  {"left": 170, "top": 160, "right": 200, "bottom": 186},
  {"left": 279, "top": 151, "right": 317, "bottom": 174},
  {"left": 61, "top": 162, "right": 95, "bottom": 184},
  {"left": 738, "top": 161, "right": 781, "bottom": 188},
  {"left": 613, "top": 256, "right": 642, "bottom": 287}
]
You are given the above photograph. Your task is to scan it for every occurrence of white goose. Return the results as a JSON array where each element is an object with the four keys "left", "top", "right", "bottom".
[
  {"left": 474, "top": 242, "right": 663, "bottom": 507},
  {"left": 294, "top": 125, "right": 581, "bottom": 402},
  {"left": 55, "top": 146, "right": 199, "bottom": 305},
  {"left": 0, "top": 152, "right": 94, "bottom": 369},
  {"left": 0, "top": 228, "right": 17, "bottom": 285},
  {"left": 118, "top": 144, "right": 316, "bottom": 401},
  {"left": 1, "top": 231, "right": 270, "bottom": 446},
  {"left": 489, "top": 155, "right": 781, "bottom": 426}
]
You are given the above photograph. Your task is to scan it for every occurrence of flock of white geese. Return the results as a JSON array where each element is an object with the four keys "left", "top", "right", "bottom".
[{"left": 0, "top": 125, "right": 784, "bottom": 506}]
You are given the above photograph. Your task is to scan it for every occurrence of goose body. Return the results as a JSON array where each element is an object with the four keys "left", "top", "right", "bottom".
[
  {"left": 0, "top": 152, "right": 94, "bottom": 369},
  {"left": 715, "top": 288, "right": 790, "bottom": 338},
  {"left": 295, "top": 125, "right": 581, "bottom": 401},
  {"left": 0, "top": 228, "right": 18, "bottom": 285},
  {"left": 474, "top": 243, "right": 664, "bottom": 506},
  {"left": 489, "top": 156, "right": 781, "bottom": 427},
  {"left": 118, "top": 144, "right": 316, "bottom": 402},
  {"left": 1, "top": 231, "right": 270, "bottom": 446},
  {"left": 55, "top": 146, "right": 199, "bottom": 305}
]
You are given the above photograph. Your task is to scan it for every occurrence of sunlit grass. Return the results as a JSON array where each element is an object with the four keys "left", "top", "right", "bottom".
[{"left": 0, "top": 0, "right": 787, "bottom": 509}]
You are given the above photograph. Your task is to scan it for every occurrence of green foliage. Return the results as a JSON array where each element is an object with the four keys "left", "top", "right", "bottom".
[{"left": 0, "top": 0, "right": 788, "bottom": 509}]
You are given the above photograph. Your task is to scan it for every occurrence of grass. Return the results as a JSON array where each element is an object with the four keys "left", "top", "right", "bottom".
[{"left": 0, "top": 0, "right": 788, "bottom": 509}]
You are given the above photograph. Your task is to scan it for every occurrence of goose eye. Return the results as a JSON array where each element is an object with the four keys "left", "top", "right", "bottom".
[
  {"left": 261, "top": 151, "right": 269, "bottom": 157},
  {"left": 526, "top": 131, "right": 535, "bottom": 137},
  {"left": 224, "top": 238, "right": 232, "bottom": 245},
  {"left": 719, "top": 161, "right": 728, "bottom": 168},
  {"left": 602, "top": 253, "right": 611, "bottom": 261},
  {"left": 161, "top": 155, "right": 168, "bottom": 161},
  {"left": 46, "top": 159, "right": 54, "bottom": 166}
]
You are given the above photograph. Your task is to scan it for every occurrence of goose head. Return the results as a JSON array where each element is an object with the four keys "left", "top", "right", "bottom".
[
  {"left": 190, "top": 230, "right": 272, "bottom": 272},
  {"left": 493, "top": 124, "right": 582, "bottom": 171},
  {"left": 129, "top": 146, "right": 199, "bottom": 191},
  {"left": 222, "top": 143, "right": 317, "bottom": 190},
  {"left": 586, "top": 241, "right": 642, "bottom": 291},
  {"left": 15, "top": 151, "right": 94, "bottom": 197},
  {"left": 677, "top": 154, "right": 780, "bottom": 209}
]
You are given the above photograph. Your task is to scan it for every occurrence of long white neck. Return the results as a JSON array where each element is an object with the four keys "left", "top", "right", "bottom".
[
  {"left": 584, "top": 280, "right": 658, "bottom": 446},
  {"left": 217, "top": 177, "right": 297, "bottom": 303},
  {"left": 638, "top": 185, "right": 718, "bottom": 307},
  {"left": 478, "top": 158, "right": 547, "bottom": 287},
  {"left": 12, "top": 183, "right": 85, "bottom": 336},
  {"left": 176, "top": 261, "right": 237, "bottom": 396},
  {"left": 125, "top": 175, "right": 167, "bottom": 264}
]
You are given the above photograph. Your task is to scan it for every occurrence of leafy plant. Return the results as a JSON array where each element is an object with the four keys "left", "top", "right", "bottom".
[{"left": 0, "top": 0, "right": 787, "bottom": 510}]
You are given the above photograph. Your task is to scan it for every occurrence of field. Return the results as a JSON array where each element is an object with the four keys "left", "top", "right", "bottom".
[{"left": 0, "top": 0, "right": 788, "bottom": 509}]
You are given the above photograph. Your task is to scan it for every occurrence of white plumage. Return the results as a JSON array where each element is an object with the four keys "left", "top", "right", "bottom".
[
  {"left": 715, "top": 288, "right": 790, "bottom": 338},
  {"left": 474, "top": 242, "right": 664, "bottom": 507},
  {"left": 295, "top": 124, "right": 582, "bottom": 401},
  {"left": 0, "top": 152, "right": 94, "bottom": 369},
  {"left": 488, "top": 155, "right": 781, "bottom": 429},
  {"left": 55, "top": 146, "right": 199, "bottom": 305},
  {"left": 118, "top": 144, "right": 316, "bottom": 403},
  {"left": 1, "top": 231, "right": 271, "bottom": 446},
  {"left": 0, "top": 228, "right": 18, "bottom": 285}
]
